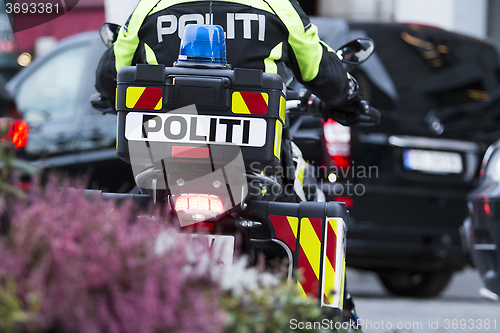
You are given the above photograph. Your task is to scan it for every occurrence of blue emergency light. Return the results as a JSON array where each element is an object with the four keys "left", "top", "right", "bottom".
[{"left": 177, "top": 24, "right": 227, "bottom": 66}]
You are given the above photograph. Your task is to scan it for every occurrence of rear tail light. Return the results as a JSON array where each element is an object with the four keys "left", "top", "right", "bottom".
[
  {"left": 323, "top": 119, "right": 351, "bottom": 170},
  {"left": 1, "top": 120, "right": 29, "bottom": 148},
  {"left": 334, "top": 196, "right": 354, "bottom": 208},
  {"left": 12, "top": 121, "right": 29, "bottom": 148},
  {"left": 175, "top": 194, "right": 224, "bottom": 213},
  {"left": 484, "top": 203, "right": 491, "bottom": 215}
]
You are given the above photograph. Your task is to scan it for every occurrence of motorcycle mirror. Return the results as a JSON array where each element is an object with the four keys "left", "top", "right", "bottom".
[
  {"left": 99, "top": 22, "right": 121, "bottom": 47},
  {"left": 336, "top": 38, "right": 375, "bottom": 65}
]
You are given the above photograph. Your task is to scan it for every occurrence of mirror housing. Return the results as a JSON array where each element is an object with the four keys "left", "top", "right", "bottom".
[
  {"left": 99, "top": 23, "right": 121, "bottom": 47},
  {"left": 336, "top": 38, "right": 375, "bottom": 65}
]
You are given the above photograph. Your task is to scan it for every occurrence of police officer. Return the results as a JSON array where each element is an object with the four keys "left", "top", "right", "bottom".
[
  {"left": 95, "top": 0, "right": 363, "bottom": 110},
  {"left": 96, "top": 0, "right": 363, "bottom": 326}
]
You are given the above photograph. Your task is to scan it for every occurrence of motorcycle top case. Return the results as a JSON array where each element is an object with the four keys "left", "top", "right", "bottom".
[{"left": 115, "top": 64, "right": 286, "bottom": 170}]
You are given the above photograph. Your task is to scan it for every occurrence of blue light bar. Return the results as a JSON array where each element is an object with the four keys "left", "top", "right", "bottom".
[{"left": 177, "top": 24, "right": 227, "bottom": 65}]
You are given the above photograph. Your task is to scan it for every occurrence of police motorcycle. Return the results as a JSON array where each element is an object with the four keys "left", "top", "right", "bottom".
[{"left": 91, "top": 22, "right": 379, "bottom": 315}]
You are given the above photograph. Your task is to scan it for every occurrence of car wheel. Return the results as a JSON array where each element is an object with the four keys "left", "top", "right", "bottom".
[{"left": 377, "top": 270, "right": 453, "bottom": 297}]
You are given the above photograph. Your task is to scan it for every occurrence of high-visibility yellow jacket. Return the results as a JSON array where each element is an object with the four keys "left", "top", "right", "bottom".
[{"left": 96, "top": 0, "right": 349, "bottom": 106}]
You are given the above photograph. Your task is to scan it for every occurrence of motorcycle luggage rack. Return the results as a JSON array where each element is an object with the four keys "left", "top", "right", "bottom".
[{"left": 63, "top": 188, "right": 152, "bottom": 208}]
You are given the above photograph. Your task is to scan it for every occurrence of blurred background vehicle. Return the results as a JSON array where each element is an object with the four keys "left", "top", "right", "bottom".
[
  {"left": 463, "top": 138, "right": 500, "bottom": 299},
  {"left": 0, "top": 3, "right": 22, "bottom": 81},
  {"left": 0, "top": 74, "right": 27, "bottom": 150},
  {"left": 344, "top": 21, "right": 500, "bottom": 297},
  {"left": 6, "top": 32, "right": 135, "bottom": 192},
  {"left": 293, "top": 18, "right": 500, "bottom": 297}
]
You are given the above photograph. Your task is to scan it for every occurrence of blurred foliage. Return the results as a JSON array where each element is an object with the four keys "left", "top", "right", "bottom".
[
  {"left": 0, "top": 179, "right": 225, "bottom": 333},
  {"left": 222, "top": 282, "right": 338, "bottom": 333},
  {"left": 0, "top": 278, "right": 40, "bottom": 333}
]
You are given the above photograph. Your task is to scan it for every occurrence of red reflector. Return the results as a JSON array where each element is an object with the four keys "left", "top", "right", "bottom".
[
  {"left": 334, "top": 196, "right": 353, "bottom": 208},
  {"left": 134, "top": 87, "right": 162, "bottom": 109},
  {"left": 175, "top": 195, "right": 224, "bottom": 213},
  {"left": 240, "top": 92, "right": 268, "bottom": 115},
  {"left": 182, "top": 222, "right": 215, "bottom": 231},
  {"left": 171, "top": 146, "right": 210, "bottom": 159}
]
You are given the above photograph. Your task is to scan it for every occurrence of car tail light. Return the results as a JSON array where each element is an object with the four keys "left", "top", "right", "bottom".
[
  {"left": 323, "top": 119, "right": 350, "bottom": 169},
  {"left": 334, "top": 196, "right": 354, "bottom": 208},
  {"left": 484, "top": 197, "right": 491, "bottom": 215},
  {"left": 1, "top": 120, "right": 29, "bottom": 149},
  {"left": 175, "top": 194, "right": 224, "bottom": 213},
  {"left": 484, "top": 203, "right": 491, "bottom": 215},
  {"left": 12, "top": 121, "right": 29, "bottom": 148}
]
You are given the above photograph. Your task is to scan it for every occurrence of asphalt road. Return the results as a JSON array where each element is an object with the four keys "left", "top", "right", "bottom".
[{"left": 347, "top": 267, "right": 500, "bottom": 333}]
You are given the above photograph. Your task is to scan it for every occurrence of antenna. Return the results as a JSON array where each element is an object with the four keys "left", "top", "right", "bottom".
[{"left": 209, "top": 0, "right": 213, "bottom": 24}]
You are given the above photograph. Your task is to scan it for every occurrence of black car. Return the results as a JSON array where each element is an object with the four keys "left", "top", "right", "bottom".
[
  {"left": 6, "top": 32, "right": 135, "bottom": 192},
  {"left": 315, "top": 21, "right": 500, "bottom": 297},
  {"left": 464, "top": 138, "right": 500, "bottom": 298}
]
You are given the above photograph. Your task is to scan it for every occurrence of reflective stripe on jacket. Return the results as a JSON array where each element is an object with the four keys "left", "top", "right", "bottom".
[{"left": 96, "top": 0, "right": 349, "bottom": 106}]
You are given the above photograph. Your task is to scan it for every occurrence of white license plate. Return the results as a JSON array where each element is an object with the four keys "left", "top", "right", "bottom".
[
  {"left": 403, "top": 149, "right": 463, "bottom": 174},
  {"left": 156, "top": 232, "right": 235, "bottom": 267},
  {"left": 125, "top": 112, "right": 267, "bottom": 147}
]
